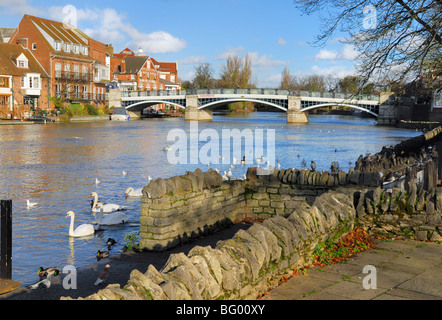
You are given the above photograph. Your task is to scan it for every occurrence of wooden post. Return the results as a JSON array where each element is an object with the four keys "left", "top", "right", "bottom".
[{"left": 1, "top": 200, "right": 12, "bottom": 280}]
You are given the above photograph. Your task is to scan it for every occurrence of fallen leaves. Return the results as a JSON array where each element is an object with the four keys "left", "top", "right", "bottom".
[{"left": 257, "top": 227, "right": 375, "bottom": 300}]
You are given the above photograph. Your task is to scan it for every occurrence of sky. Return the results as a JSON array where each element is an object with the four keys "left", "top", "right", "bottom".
[{"left": 0, "top": 0, "right": 361, "bottom": 87}]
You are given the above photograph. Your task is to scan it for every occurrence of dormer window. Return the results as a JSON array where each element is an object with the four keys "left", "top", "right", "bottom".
[
  {"left": 64, "top": 43, "right": 71, "bottom": 52},
  {"left": 15, "top": 53, "right": 29, "bottom": 68},
  {"left": 55, "top": 41, "right": 61, "bottom": 51},
  {"left": 82, "top": 46, "right": 88, "bottom": 55},
  {"left": 73, "top": 45, "right": 79, "bottom": 54}
]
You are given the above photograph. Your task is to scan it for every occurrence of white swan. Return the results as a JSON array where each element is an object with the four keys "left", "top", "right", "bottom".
[
  {"left": 125, "top": 187, "right": 143, "bottom": 198},
  {"left": 66, "top": 211, "right": 95, "bottom": 237},
  {"left": 95, "top": 203, "right": 129, "bottom": 226},
  {"left": 27, "top": 200, "right": 38, "bottom": 208},
  {"left": 90, "top": 192, "right": 126, "bottom": 213},
  {"left": 226, "top": 168, "right": 233, "bottom": 179}
]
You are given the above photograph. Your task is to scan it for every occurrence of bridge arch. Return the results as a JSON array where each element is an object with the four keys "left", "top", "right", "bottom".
[
  {"left": 198, "top": 98, "right": 288, "bottom": 112},
  {"left": 125, "top": 100, "right": 186, "bottom": 111},
  {"left": 301, "top": 103, "right": 379, "bottom": 117}
]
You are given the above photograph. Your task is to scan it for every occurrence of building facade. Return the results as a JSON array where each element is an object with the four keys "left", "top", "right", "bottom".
[
  {"left": 9, "top": 14, "right": 110, "bottom": 110},
  {"left": 0, "top": 43, "right": 49, "bottom": 119}
]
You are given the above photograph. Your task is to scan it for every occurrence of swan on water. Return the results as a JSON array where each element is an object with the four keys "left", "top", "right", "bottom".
[
  {"left": 90, "top": 192, "right": 126, "bottom": 213},
  {"left": 125, "top": 187, "right": 143, "bottom": 198},
  {"left": 95, "top": 202, "right": 129, "bottom": 226},
  {"left": 65, "top": 211, "right": 95, "bottom": 237},
  {"left": 27, "top": 200, "right": 38, "bottom": 208}
]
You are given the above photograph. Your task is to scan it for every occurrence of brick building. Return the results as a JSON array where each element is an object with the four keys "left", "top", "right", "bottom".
[
  {"left": 0, "top": 43, "right": 49, "bottom": 119},
  {"left": 9, "top": 14, "right": 110, "bottom": 110}
]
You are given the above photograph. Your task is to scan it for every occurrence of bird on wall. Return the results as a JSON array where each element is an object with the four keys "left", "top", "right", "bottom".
[{"left": 311, "top": 161, "right": 317, "bottom": 172}]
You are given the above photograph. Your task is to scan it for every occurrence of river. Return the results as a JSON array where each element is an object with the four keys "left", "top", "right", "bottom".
[{"left": 0, "top": 112, "right": 421, "bottom": 285}]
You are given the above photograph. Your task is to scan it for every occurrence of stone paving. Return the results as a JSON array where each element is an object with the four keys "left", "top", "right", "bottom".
[{"left": 262, "top": 239, "right": 442, "bottom": 300}]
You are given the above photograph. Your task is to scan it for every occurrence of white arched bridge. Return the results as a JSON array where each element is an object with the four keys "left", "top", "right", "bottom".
[{"left": 110, "top": 88, "right": 381, "bottom": 123}]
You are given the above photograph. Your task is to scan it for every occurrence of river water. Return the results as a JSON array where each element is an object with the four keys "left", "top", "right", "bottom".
[{"left": 0, "top": 112, "right": 420, "bottom": 285}]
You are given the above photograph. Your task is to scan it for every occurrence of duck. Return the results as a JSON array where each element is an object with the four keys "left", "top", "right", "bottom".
[
  {"left": 37, "top": 267, "right": 59, "bottom": 281},
  {"left": 96, "top": 250, "right": 109, "bottom": 261},
  {"left": 241, "top": 156, "right": 246, "bottom": 165},
  {"left": 95, "top": 202, "right": 129, "bottom": 226},
  {"left": 26, "top": 200, "right": 38, "bottom": 208},
  {"left": 256, "top": 155, "right": 263, "bottom": 163},
  {"left": 65, "top": 211, "right": 95, "bottom": 237},
  {"left": 106, "top": 238, "right": 117, "bottom": 246},
  {"left": 90, "top": 192, "right": 126, "bottom": 213},
  {"left": 94, "top": 264, "right": 111, "bottom": 286},
  {"left": 163, "top": 145, "right": 173, "bottom": 151},
  {"left": 27, "top": 272, "right": 59, "bottom": 290},
  {"left": 124, "top": 187, "right": 143, "bottom": 198}
]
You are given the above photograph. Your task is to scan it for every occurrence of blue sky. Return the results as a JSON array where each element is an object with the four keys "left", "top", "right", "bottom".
[{"left": 0, "top": 0, "right": 360, "bottom": 87}]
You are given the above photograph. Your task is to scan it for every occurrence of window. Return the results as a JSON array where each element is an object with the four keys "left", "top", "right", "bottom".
[
  {"left": 55, "top": 63, "right": 62, "bottom": 78},
  {"left": 0, "top": 95, "right": 9, "bottom": 107},
  {"left": 55, "top": 41, "right": 61, "bottom": 51},
  {"left": 74, "top": 65, "right": 80, "bottom": 79},
  {"left": 83, "top": 46, "right": 88, "bottom": 55},
  {"left": 130, "top": 74, "right": 135, "bottom": 80},
  {"left": 32, "top": 77, "right": 39, "bottom": 89},
  {"left": 73, "top": 45, "right": 79, "bottom": 54},
  {"left": 82, "top": 85, "right": 87, "bottom": 99},
  {"left": 55, "top": 84, "right": 62, "bottom": 98},
  {"left": 21, "top": 77, "right": 25, "bottom": 88},
  {"left": 0, "top": 77, "right": 9, "bottom": 88},
  {"left": 64, "top": 43, "right": 70, "bottom": 52},
  {"left": 29, "top": 77, "right": 32, "bottom": 89},
  {"left": 17, "top": 59, "right": 28, "bottom": 68},
  {"left": 32, "top": 43, "right": 37, "bottom": 50}
]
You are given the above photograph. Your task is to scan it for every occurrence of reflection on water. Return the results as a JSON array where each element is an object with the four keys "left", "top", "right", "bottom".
[{"left": 0, "top": 113, "right": 421, "bottom": 285}]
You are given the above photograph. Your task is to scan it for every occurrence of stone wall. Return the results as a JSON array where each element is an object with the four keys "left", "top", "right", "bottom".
[
  {"left": 71, "top": 190, "right": 357, "bottom": 300},
  {"left": 140, "top": 169, "right": 246, "bottom": 251}
]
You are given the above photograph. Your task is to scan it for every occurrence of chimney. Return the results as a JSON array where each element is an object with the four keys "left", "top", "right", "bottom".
[{"left": 121, "top": 59, "right": 126, "bottom": 73}]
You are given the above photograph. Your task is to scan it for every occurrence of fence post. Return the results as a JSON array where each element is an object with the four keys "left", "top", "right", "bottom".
[{"left": 1, "top": 200, "right": 12, "bottom": 279}]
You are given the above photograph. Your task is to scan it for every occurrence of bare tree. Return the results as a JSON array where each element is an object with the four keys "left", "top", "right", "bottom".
[
  {"left": 293, "top": 0, "right": 441, "bottom": 90},
  {"left": 193, "top": 63, "right": 214, "bottom": 89},
  {"left": 220, "top": 54, "right": 254, "bottom": 88}
]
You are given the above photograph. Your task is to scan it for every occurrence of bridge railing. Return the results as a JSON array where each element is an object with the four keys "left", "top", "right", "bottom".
[{"left": 120, "top": 89, "right": 380, "bottom": 102}]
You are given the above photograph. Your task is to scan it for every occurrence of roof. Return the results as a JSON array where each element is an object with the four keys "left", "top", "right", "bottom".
[
  {"left": 0, "top": 43, "right": 49, "bottom": 77},
  {"left": 21, "top": 14, "right": 95, "bottom": 61},
  {"left": 160, "top": 78, "right": 180, "bottom": 86},
  {"left": 114, "top": 56, "right": 148, "bottom": 74},
  {"left": 0, "top": 28, "right": 16, "bottom": 43},
  {"left": 150, "top": 57, "right": 177, "bottom": 74}
]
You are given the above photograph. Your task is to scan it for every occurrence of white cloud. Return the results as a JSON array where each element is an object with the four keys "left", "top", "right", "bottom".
[
  {"left": 311, "top": 65, "right": 356, "bottom": 78},
  {"left": 314, "top": 44, "right": 359, "bottom": 61},
  {"left": 215, "top": 46, "right": 245, "bottom": 60},
  {"left": 248, "top": 52, "right": 286, "bottom": 67},
  {"left": 46, "top": 6, "right": 186, "bottom": 54},
  {"left": 277, "top": 37, "right": 287, "bottom": 46},
  {"left": 179, "top": 55, "right": 206, "bottom": 65},
  {"left": 0, "top": 0, "right": 42, "bottom": 15}
]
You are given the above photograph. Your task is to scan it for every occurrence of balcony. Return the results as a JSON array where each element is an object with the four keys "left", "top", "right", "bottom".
[
  {"left": 54, "top": 71, "right": 92, "bottom": 83},
  {"left": 55, "top": 91, "right": 107, "bottom": 102}
]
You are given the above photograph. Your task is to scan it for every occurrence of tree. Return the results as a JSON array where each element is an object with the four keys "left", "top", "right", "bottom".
[
  {"left": 293, "top": 0, "right": 441, "bottom": 90},
  {"left": 220, "top": 54, "right": 254, "bottom": 88},
  {"left": 193, "top": 63, "right": 214, "bottom": 89},
  {"left": 299, "top": 74, "right": 327, "bottom": 92},
  {"left": 339, "top": 75, "right": 360, "bottom": 94}
]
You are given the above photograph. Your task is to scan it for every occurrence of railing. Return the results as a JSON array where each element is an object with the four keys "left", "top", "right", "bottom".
[
  {"left": 121, "top": 88, "right": 380, "bottom": 102},
  {"left": 54, "top": 71, "right": 92, "bottom": 82},
  {"left": 55, "top": 92, "right": 107, "bottom": 102}
]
